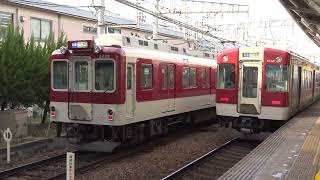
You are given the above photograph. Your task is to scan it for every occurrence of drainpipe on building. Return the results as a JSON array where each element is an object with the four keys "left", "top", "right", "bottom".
[
  {"left": 152, "top": 0, "right": 159, "bottom": 40},
  {"left": 97, "top": 0, "right": 105, "bottom": 35}
]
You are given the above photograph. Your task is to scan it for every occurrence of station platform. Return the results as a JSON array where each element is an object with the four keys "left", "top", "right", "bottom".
[{"left": 219, "top": 101, "right": 320, "bottom": 180}]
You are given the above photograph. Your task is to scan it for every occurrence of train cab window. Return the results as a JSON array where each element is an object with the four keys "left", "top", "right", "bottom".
[
  {"left": 161, "top": 66, "right": 168, "bottom": 89},
  {"left": 266, "top": 65, "right": 288, "bottom": 92},
  {"left": 217, "top": 64, "right": 235, "bottom": 89},
  {"left": 190, "top": 68, "right": 197, "bottom": 87},
  {"left": 141, "top": 64, "right": 153, "bottom": 89},
  {"left": 75, "top": 61, "right": 89, "bottom": 90},
  {"left": 95, "top": 60, "right": 114, "bottom": 91},
  {"left": 169, "top": 66, "right": 175, "bottom": 89},
  {"left": 53, "top": 61, "right": 67, "bottom": 89}
]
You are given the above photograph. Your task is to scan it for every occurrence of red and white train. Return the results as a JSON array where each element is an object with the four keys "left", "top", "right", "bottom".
[
  {"left": 216, "top": 47, "right": 320, "bottom": 133},
  {"left": 50, "top": 34, "right": 217, "bottom": 151}
]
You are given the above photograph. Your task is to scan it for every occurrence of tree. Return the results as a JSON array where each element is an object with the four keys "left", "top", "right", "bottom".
[{"left": 0, "top": 25, "right": 67, "bottom": 124}]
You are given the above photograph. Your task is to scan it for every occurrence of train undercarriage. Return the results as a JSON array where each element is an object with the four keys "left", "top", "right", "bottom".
[
  {"left": 53, "top": 108, "right": 216, "bottom": 152},
  {"left": 219, "top": 116, "right": 286, "bottom": 134}
]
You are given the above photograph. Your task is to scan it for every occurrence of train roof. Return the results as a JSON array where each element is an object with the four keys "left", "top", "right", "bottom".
[{"left": 95, "top": 34, "right": 215, "bottom": 60}]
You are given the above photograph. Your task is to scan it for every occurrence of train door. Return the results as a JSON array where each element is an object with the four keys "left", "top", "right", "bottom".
[
  {"left": 160, "top": 64, "right": 175, "bottom": 112},
  {"left": 126, "top": 63, "right": 135, "bottom": 118},
  {"left": 292, "top": 65, "right": 301, "bottom": 109},
  {"left": 238, "top": 61, "right": 262, "bottom": 114},
  {"left": 168, "top": 64, "right": 175, "bottom": 112},
  {"left": 68, "top": 57, "right": 93, "bottom": 121},
  {"left": 297, "top": 67, "right": 302, "bottom": 107}
]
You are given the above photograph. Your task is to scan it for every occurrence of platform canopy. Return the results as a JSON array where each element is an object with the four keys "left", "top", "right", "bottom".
[{"left": 279, "top": 0, "right": 320, "bottom": 47}]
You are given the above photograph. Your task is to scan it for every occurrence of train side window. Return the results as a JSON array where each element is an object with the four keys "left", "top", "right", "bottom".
[
  {"left": 217, "top": 64, "right": 235, "bottom": 89},
  {"left": 266, "top": 64, "right": 288, "bottom": 92},
  {"left": 190, "top": 68, "right": 197, "bottom": 87},
  {"left": 53, "top": 61, "right": 68, "bottom": 89},
  {"left": 95, "top": 60, "right": 114, "bottom": 91},
  {"left": 75, "top": 61, "right": 89, "bottom": 90},
  {"left": 169, "top": 65, "right": 175, "bottom": 89},
  {"left": 183, "top": 67, "right": 190, "bottom": 88},
  {"left": 141, "top": 64, "right": 153, "bottom": 89},
  {"left": 127, "top": 66, "right": 132, "bottom": 90},
  {"left": 161, "top": 66, "right": 168, "bottom": 89},
  {"left": 202, "top": 68, "right": 209, "bottom": 88}
]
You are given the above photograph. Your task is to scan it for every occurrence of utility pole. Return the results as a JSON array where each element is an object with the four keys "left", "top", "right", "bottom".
[
  {"left": 152, "top": 0, "right": 159, "bottom": 40},
  {"left": 96, "top": 0, "right": 105, "bottom": 35}
]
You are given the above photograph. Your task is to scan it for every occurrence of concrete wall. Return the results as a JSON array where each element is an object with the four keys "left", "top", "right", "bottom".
[{"left": 0, "top": 110, "right": 28, "bottom": 139}]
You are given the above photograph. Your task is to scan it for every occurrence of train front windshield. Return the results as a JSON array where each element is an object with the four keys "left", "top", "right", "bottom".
[
  {"left": 217, "top": 64, "right": 235, "bottom": 89},
  {"left": 52, "top": 59, "right": 115, "bottom": 92},
  {"left": 265, "top": 65, "right": 288, "bottom": 92},
  {"left": 52, "top": 61, "right": 68, "bottom": 90}
]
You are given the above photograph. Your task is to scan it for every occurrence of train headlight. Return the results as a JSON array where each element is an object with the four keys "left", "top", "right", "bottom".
[
  {"left": 59, "top": 46, "right": 68, "bottom": 55},
  {"left": 275, "top": 56, "right": 282, "bottom": 63},
  {"left": 94, "top": 46, "right": 102, "bottom": 54},
  {"left": 222, "top": 55, "right": 228, "bottom": 62}
]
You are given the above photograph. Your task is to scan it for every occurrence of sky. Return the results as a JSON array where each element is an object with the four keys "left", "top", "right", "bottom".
[{"left": 44, "top": 0, "right": 320, "bottom": 62}]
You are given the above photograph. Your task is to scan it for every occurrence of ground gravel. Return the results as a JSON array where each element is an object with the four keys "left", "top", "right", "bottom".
[{"left": 77, "top": 124, "right": 236, "bottom": 180}]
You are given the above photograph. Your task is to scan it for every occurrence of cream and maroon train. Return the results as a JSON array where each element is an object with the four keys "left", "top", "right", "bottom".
[
  {"left": 50, "top": 34, "right": 217, "bottom": 151},
  {"left": 217, "top": 47, "right": 320, "bottom": 133}
]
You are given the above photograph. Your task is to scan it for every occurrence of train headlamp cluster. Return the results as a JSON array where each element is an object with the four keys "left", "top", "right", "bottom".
[
  {"left": 275, "top": 56, "right": 282, "bottom": 63},
  {"left": 59, "top": 46, "right": 68, "bottom": 54},
  {"left": 94, "top": 46, "right": 102, "bottom": 54},
  {"left": 222, "top": 55, "right": 228, "bottom": 62}
]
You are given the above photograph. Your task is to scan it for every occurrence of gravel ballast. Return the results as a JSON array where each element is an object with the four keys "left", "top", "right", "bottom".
[{"left": 77, "top": 124, "right": 236, "bottom": 180}]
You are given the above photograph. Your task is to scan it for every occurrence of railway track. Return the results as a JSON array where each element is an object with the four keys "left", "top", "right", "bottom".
[
  {"left": 161, "top": 138, "right": 261, "bottom": 180},
  {"left": 0, "top": 150, "right": 111, "bottom": 180}
]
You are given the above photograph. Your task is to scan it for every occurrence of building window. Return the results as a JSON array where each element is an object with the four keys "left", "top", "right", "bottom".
[
  {"left": 143, "top": 41, "right": 148, "bottom": 46},
  {"left": 83, "top": 26, "right": 97, "bottom": 34},
  {"left": 126, "top": 37, "right": 131, "bottom": 44},
  {"left": 204, "top": 53, "right": 210, "bottom": 57},
  {"left": 171, "top": 46, "right": 178, "bottom": 52},
  {"left": 0, "top": 11, "right": 13, "bottom": 41},
  {"left": 141, "top": 64, "right": 153, "bottom": 89},
  {"left": 183, "top": 48, "right": 186, "bottom": 53},
  {"left": 107, "top": 27, "right": 121, "bottom": 34},
  {"left": 30, "top": 18, "right": 52, "bottom": 41},
  {"left": 139, "top": 40, "right": 143, "bottom": 45},
  {"left": 154, "top": 44, "right": 158, "bottom": 49}
]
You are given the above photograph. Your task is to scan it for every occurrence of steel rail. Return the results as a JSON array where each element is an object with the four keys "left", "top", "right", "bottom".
[
  {"left": 0, "top": 151, "right": 76, "bottom": 179},
  {"left": 161, "top": 138, "right": 238, "bottom": 180}
]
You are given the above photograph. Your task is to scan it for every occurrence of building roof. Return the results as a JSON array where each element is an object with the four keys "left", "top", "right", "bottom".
[
  {"left": 3, "top": 0, "right": 184, "bottom": 38},
  {"left": 279, "top": 0, "right": 320, "bottom": 47}
]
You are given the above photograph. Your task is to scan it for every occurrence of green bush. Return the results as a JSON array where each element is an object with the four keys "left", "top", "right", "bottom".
[{"left": 0, "top": 25, "right": 67, "bottom": 123}]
